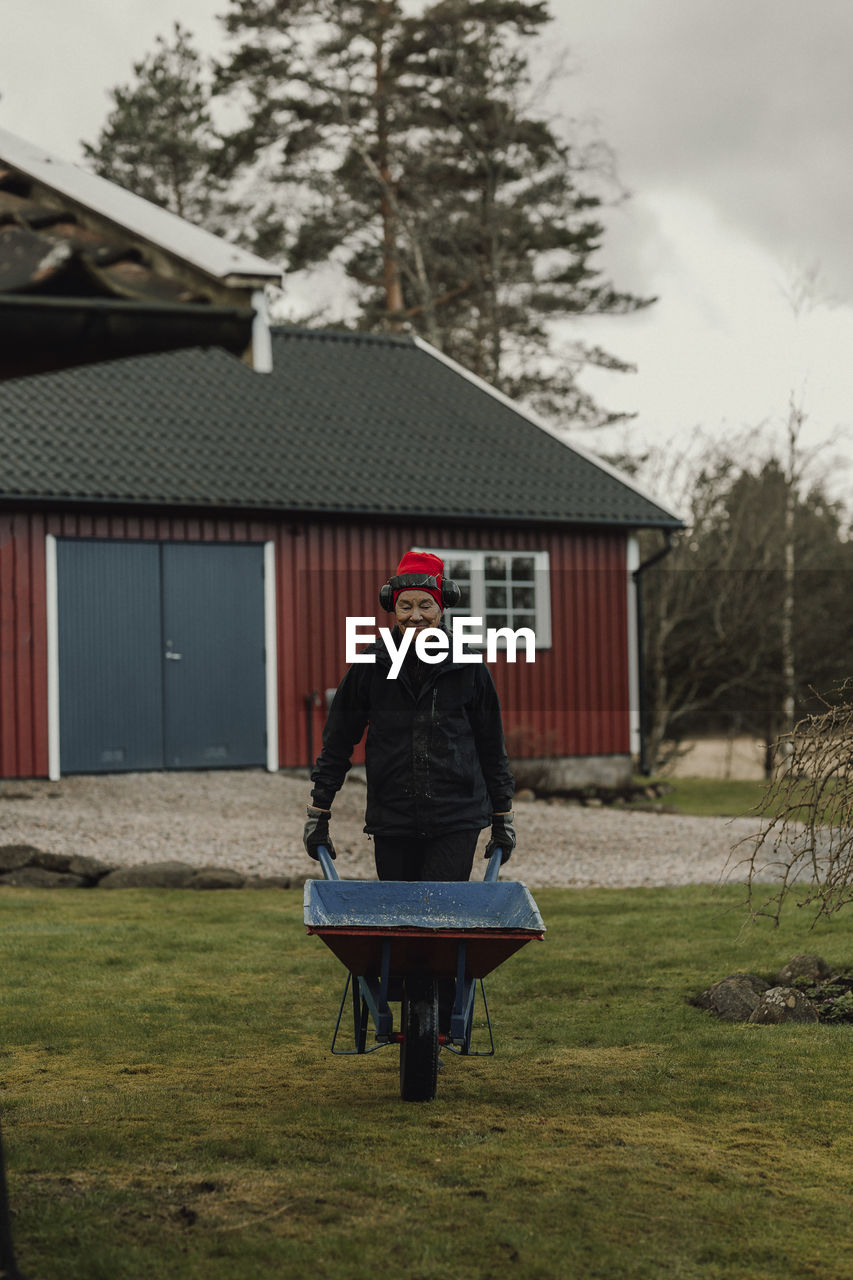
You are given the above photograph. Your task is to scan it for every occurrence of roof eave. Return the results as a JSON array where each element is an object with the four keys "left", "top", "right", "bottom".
[
  {"left": 0, "top": 126, "right": 283, "bottom": 290},
  {"left": 0, "top": 295, "right": 255, "bottom": 379},
  {"left": 0, "top": 492, "right": 685, "bottom": 530},
  {"left": 411, "top": 334, "right": 684, "bottom": 528},
  {"left": 222, "top": 274, "right": 282, "bottom": 291}
]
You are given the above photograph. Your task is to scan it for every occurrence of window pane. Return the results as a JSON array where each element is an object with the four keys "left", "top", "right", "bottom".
[
  {"left": 456, "top": 584, "right": 472, "bottom": 609},
  {"left": 511, "top": 556, "right": 535, "bottom": 580},
  {"left": 446, "top": 559, "right": 471, "bottom": 581},
  {"left": 486, "top": 612, "right": 508, "bottom": 631},
  {"left": 511, "top": 612, "right": 536, "bottom": 628},
  {"left": 486, "top": 584, "right": 508, "bottom": 609},
  {"left": 512, "top": 585, "right": 536, "bottom": 610},
  {"left": 485, "top": 555, "right": 507, "bottom": 579}
]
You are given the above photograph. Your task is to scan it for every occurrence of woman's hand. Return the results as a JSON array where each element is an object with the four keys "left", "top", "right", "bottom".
[
  {"left": 303, "top": 806, "right": 336, "bottom": 860},
  {"left": 485, "top": 811, "right": 516, "bottom": 864}
]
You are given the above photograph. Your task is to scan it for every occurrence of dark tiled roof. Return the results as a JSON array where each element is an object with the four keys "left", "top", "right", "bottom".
[{"left": 0, "top": 327, "right": 681, "bottom": 527}]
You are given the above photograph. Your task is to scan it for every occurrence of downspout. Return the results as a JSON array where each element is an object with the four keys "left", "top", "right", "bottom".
[
  {"left": 250, "top": 289, "right": 273, "bottom": 372},
  {"left": 632, "top": 531, "right": 676, "bottom": 776}
]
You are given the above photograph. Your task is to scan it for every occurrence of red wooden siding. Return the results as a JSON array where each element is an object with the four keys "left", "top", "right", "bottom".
[
  {"left": 287, "top": 519, "right": 631, "bottom": 770},
  {"left": 1, "top": 511, "right": 47, "bottom": 777},
  {"left": 0, "top": 509, "right": 630, "bottom": 777}
]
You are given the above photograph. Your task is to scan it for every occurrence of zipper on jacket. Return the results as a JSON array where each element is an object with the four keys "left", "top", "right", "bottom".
[{"left": 424, "top": 685, "right": 438, "bottom": 798}]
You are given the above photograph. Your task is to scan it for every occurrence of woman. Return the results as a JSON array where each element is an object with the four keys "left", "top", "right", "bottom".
[{"left": 303, "top": 551, "right": 515, "bottom": 880}]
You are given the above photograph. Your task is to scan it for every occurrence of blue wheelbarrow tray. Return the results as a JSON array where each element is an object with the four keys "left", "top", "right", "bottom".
[{"left": 304, "top": 878, "right": 545, "bottom": 979}]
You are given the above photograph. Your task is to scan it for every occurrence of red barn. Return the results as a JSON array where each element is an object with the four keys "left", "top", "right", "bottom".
[{"left": 0, "top": 326, "right": 680, "bottom": 784}]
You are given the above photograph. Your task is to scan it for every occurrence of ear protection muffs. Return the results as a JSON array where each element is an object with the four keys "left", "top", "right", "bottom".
[{"left": 378, "top": 573, "right": 462, "bottom": 612}]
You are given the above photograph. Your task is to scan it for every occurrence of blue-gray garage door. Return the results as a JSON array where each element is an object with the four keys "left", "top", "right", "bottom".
[{"left": 57, "top": 540, "right": 267, "bottom": 773}]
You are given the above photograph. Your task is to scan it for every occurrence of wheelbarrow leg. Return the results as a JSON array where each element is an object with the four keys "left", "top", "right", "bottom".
[
  {"left": 449, "top": 940, "right": 476, "bottom": 1050},
  {"left": 399, "top": 975, "right": 439, "bottom": 1102},
  {"left": 353, "top": 979, "right": 368, "bottom": 1053}
]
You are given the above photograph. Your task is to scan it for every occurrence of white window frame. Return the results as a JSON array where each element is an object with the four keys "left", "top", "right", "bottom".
[{"left": 414, "top": 546, "right": 552, "bottom": 649}]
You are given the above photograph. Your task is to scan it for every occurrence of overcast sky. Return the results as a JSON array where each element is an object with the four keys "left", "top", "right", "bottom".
[{"left": 2, "top": 0, "right": 852, "bottom": 504}]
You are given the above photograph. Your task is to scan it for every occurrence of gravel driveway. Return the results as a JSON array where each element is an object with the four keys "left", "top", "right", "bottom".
[{"left": 0, "top": 770, "right": 763, "bottom": 889}]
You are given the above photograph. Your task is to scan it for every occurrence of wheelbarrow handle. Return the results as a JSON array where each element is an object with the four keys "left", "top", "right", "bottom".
[
  {"left": 484, "top": 849, "right": 503, "bottom": 882},
  {"left": 316, "top": 846, "right": 340, "bottom": 881},
  {"left": 318, "top": 844, "right": 499, "bottom": 882}
]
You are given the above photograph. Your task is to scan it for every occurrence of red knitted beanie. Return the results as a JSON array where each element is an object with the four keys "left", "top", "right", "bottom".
[{"left": 392, "top": 551, "right": 444, "bottom": 608}]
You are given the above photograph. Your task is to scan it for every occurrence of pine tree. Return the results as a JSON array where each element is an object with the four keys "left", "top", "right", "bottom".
[
  {"left": 84, "top": 3, "right": 650, "bottom": 426},
  {"left": 215, "top": 0, "right": 650, "bottom": 424},
  {"left": 214, "top": 2, "right": 414, "bottom": 300},
  {"left": 82, "top": 23, "right": 226, "bottom": 226}
]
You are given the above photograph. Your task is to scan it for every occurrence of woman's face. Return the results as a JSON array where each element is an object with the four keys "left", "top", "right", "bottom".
[{"left": 394, "top": 589, "right": 442, "bottom": 634}]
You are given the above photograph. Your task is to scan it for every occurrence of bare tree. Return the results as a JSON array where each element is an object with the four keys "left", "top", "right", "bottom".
[
  {"left": 634, "top": 435, "right": 783, "bottom": 771},
  {"left": 737, "top": 682, "right": 853, "bottom": 925},
  {"left": 624, "top": 430, "right": 852, "bottom": 775},
  {"left": 780, "top": 394, "right": 804, "bottom": 747},
  {"left": 776, "top": 257, "right": 841, "bottom": 750}
]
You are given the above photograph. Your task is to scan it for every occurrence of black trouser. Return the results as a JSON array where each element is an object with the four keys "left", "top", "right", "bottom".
[
  {"left": 373, "top": 829, "right": 480, "bottom": 1036},
  {"left": 373, "top": 829, "right": 479, "bottom": 883}
]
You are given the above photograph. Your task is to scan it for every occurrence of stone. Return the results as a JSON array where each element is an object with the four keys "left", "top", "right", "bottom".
[
  {"left": 242, "top": 875, "right": 292, "bottom": 889},
  {"left": 512, "top": 754, "right": 632, "bottom": 791},
  {"left": 97, "top": 861, "right": 196, "bottom": 889},
  {"left": 0, "top": 866, "right": 87, "bottom": 889},
  {"left": 28, "top": 849, "right": 73, "bottom": 873},
  {"left": 514, "top": 788, "right": 536, "bottom": 803},
  {"left": 0, "top": 844, "right": 44, "bottom": 872},
  {"left": 774, "top": 954, "right": 831, "bottom": 986},
  {"left": 186, "top": 867, "right": 246, "bottom": 890},
  {"left": 748, "top": 986, "right": 819, "bottom": 1024},
  {"left": 67, "top": 854, "right": 117, "bottom": 882},
  {"left": 695, "top": 974, "right": 768, "bottom": 1021}
]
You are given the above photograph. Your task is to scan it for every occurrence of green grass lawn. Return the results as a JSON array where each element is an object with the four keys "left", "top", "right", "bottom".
[
  {"left": 644, "top": 775, "right": 843, "bottom": 824},
  {"left": 657, "top": 775, "right": 771, "bottom": 818},
  {"left": 1, "top": 885, "right": 851, "bottom": 1280}
]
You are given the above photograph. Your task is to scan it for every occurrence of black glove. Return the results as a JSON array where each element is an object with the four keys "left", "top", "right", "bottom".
[
  {"left": 484, "top": 812, "right": 516, "bottom": 865},
  {"left": 303, "top": 806, "right": 336, "bottom": 860}
]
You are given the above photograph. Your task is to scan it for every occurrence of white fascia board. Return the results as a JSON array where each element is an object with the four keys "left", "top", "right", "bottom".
[
  {"left": 0, "top": 127, "right": 282, "bottom": 286},
  {"left": 412, "top": 334, "right": 683, "bottom": 527}
]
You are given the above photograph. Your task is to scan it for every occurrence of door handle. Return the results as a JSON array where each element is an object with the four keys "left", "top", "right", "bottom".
[{"left": 165, "top": 651, "right": 183, "bottom": 660}]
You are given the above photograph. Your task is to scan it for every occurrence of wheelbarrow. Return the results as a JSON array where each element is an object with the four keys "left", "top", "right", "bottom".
[{"left": 303, "top": 847, "right": 545, "bottom": 1101}]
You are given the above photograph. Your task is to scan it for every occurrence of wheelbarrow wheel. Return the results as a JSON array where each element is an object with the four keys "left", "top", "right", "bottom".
[{"left": 400, "top": 975, "right": 439, "bottom": 1102}]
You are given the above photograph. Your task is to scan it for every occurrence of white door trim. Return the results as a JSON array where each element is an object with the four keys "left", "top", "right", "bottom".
[
  {"left": 45, "top": 532, "right": 61, "bottom": 780},
  {"left": 264, "top": 540, "right": 279, "bottom": 772},
  {"left": 626, "top": 534, "right": 641, "bottom": 758}
]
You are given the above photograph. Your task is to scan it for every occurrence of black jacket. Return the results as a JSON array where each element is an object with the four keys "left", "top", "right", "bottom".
[{"left": 311, "top": 630, "right": 514, "bottom": 837}]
